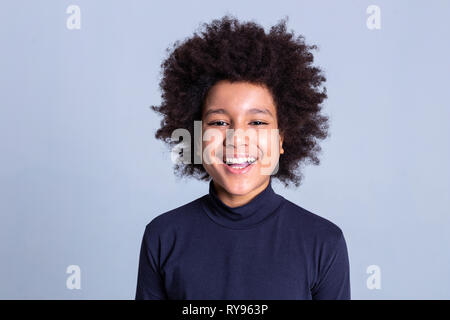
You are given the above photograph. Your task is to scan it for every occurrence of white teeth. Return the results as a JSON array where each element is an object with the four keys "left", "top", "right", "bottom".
[{"left": 224, "top": 156, "right": 256, "bottom": 165}]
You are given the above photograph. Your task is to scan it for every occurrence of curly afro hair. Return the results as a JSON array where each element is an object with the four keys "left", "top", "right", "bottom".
[{"left": 151, "top": 14, "right": 330, "bottom": 188}]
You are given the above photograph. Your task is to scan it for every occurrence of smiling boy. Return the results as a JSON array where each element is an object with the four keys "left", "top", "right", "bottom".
[
  {"left": 201, "top": 80, "right": 284, "bottom": 208},
  {"left": 135, "top": 15, "right": 351, "bottom": 300}
]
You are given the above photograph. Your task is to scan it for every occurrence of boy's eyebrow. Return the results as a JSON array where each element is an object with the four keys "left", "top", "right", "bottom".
[
  {"left": 247, "top": 107, "right": 274, "bottom": 118},
  {"left": 204, "top": 107, "right": 274, "bottom": 118}
]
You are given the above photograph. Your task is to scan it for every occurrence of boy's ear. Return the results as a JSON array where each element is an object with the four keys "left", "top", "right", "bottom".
[{"left": 279, "top": 131, "right": 284, "bottom": 155}]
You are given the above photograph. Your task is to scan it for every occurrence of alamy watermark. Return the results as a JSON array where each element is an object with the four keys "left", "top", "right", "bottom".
[{"left": 170, "top": 121, "right": 283, "bottom": 175}]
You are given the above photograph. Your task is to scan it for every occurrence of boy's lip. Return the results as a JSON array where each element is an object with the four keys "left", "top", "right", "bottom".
[
  {"left": 222, "top": 151, "right": 259, "bottom": 159},
  {"left": 223, "top": 154, "right": 256, "bottom": 158},
  {"left": 223, "top": 161, "right": 256, "bottom": 175},
  {"left": 222, "top": 155, "right": 259, "bottom": 163}
]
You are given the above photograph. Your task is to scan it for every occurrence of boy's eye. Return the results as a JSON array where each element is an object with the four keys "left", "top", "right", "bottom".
[
  {"left": 208, "top": 121, "right": 228, "bottom": 126},
  {"left": 207, "top": 120, "right": 268, "bottom": 126},
  {"left": 250, "top": 121, "right": 268, "bottom": 125}
]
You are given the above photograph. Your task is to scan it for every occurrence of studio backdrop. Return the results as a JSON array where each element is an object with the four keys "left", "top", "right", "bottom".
[{"left": 0, "top": 0, "right": 449, "bottom": 299}]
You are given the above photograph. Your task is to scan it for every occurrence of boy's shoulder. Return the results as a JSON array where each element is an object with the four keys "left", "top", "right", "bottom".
[
  {"left": 143, "top": 195, "right": 206, "bottom": 233},
  {"left": 280, "top": 196, "right": 345, "bottom": 241}
]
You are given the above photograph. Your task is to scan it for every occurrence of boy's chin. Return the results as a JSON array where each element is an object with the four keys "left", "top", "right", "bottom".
[{"left": 219, "top": 177, "right": 268, "bottom": 195}]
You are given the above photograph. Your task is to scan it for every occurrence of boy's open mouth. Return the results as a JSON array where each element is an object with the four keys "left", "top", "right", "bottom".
[{"left": 223, "top": 156, "right": 257, "bottom": 169}]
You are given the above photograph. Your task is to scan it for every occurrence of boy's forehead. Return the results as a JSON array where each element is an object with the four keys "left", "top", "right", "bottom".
[
  {"left": 206, "top": 81, "right": 273, "bottom": 101},
  {"left": 204, "top": 80, "right": 275, "bottom": 106},
  {"left": 203, "top": 106, "right": 275, "bottom": 118}
]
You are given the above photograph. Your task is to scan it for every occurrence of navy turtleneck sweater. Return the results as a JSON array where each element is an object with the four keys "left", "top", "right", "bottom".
[{"left": 135, "top": 178, "right": 351, "bottom": 300}]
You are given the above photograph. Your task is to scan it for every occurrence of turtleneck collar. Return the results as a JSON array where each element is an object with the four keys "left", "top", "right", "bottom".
[{"left": 201, "top": 178, "right": 285, "bottom": 230}]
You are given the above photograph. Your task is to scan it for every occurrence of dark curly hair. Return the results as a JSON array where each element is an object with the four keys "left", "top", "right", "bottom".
[{"left": 151, "top": 14, "right": 330, "bottom": 188}]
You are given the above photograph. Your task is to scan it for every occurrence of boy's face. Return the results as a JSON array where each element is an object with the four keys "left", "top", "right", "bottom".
[{"left": 200, "top": 80, "right": 284, "bottom": 197}]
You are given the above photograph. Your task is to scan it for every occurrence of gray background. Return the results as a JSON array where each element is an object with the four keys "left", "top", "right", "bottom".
[{"left": 1, "top": 0, "right": 449, "bottom": 299}]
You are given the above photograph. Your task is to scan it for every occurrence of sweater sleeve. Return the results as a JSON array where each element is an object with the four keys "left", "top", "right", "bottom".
[
  {"left": 135, "top": 222, "right": 168, "bottom": 300},
  {"left": 311, "top": 229, "right": 351, "bottom": 300}
]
